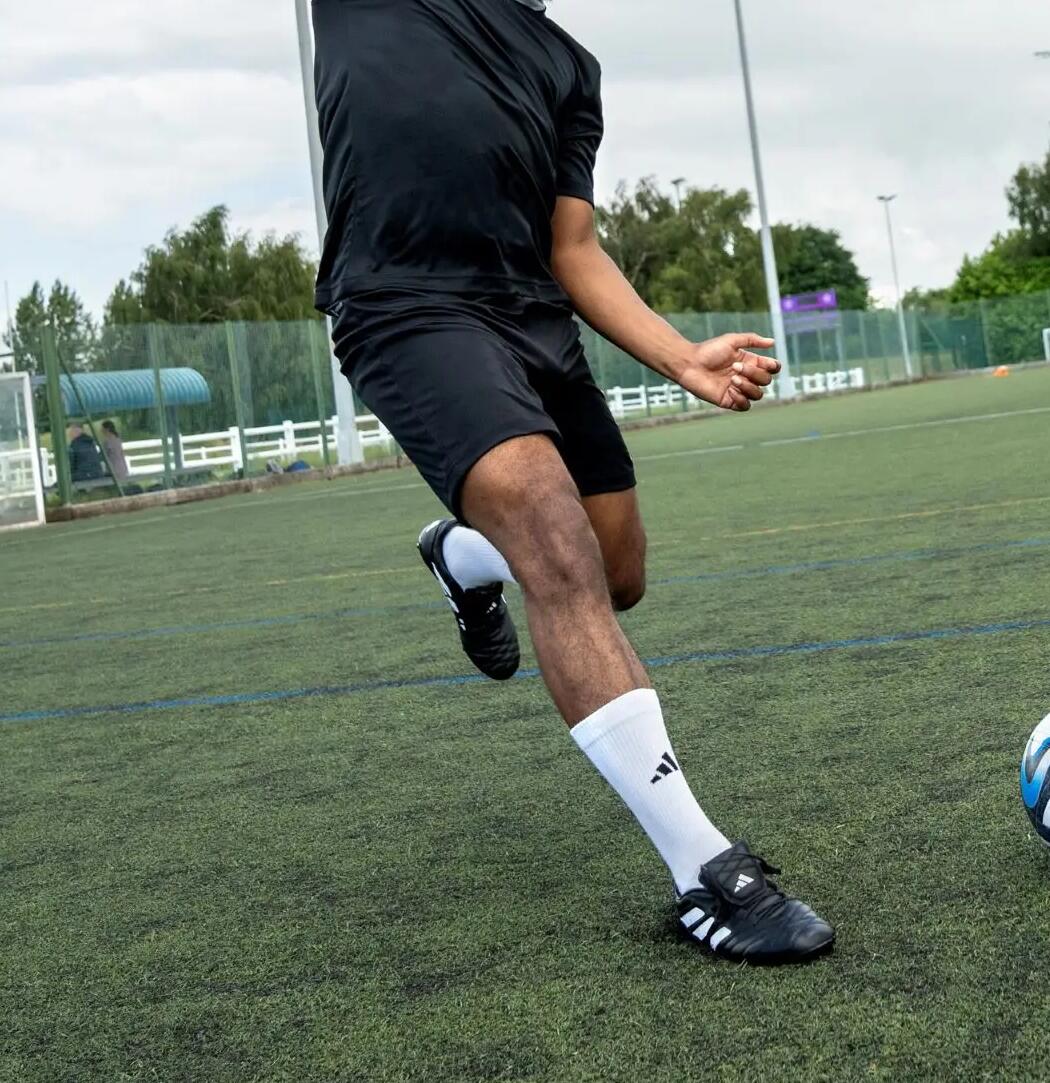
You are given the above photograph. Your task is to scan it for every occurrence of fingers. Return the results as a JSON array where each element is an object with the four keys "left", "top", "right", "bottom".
[
  {"left": 727, "top": 334, "right": 782, "bottom": 377},
  {"left": 730, "top": 333, "right": 775, "bottom": 351},
  {"left": 726, "top": 386, "right": 752, "bottom": 411},
  {"left": 732, "top": 355, "right": 777, "bottom": 387},
  {"left": 729, "top": 372, "right": 764, "bottom": 402}
]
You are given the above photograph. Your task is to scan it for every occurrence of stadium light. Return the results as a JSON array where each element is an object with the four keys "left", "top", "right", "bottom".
[
  {"left": 295, "top": 0, "right": 364, "bottom": 467},
  {"left": 733, "top": 0, "right": 794, "bottom": 398},
  {"left": 671, "top": 177, "right": 686, "bottom": 210},
  {"left": 877, "top": 195, "right": 914, "bottom": 380}
]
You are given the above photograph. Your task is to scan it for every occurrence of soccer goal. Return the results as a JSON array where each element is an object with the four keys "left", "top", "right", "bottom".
[{"left": 0, "top": 371, "right": 46, "bottom": 531}]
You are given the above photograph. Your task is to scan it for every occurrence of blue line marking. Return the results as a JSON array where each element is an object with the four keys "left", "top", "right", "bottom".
[
  {"left": 3, "top": 536, "right": 1047, "bottom": 652},
  {"left": 651, "top": 537, "right": 1050, "bottom": 586},
  {"left": 5, "top": 615, "right": 1049, "bottom": 725},
  {"left": 0, "top": 602, "right": 446, "bottom": 650}
]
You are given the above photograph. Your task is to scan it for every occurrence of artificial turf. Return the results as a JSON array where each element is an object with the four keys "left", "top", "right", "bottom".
[{"left": 2, "top": 369, "right": 1050, "bottom": 1081}]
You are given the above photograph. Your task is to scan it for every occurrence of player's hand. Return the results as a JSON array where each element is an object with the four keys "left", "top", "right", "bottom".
[{"left": 673, "top": 333, "right": 781, "bottom": 412}]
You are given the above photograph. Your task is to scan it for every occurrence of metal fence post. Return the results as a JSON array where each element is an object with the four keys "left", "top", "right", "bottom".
[
  {"left": 146, "top": 325, "right": 175, "bottom": 490},
  {"left": 307, "top": 320, "right": 333, "bottom": 469},
  {"left": 40, "top": 325, "right": 72, "bottom": 506},
  {"left": 979, "top": 299, "right": 994, "bottom": 368},
  {"left": 225, "top": 322, "right": 253, "bottom": 477}
]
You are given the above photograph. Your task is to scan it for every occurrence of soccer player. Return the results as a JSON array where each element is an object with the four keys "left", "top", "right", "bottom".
[{"left": 312, "top": 0, "right": 834, "bottom": 963}]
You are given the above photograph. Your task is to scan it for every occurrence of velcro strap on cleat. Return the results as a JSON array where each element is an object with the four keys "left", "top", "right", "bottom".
[{"left": 703, "top": 841, "right": 771, "bottom": 905}]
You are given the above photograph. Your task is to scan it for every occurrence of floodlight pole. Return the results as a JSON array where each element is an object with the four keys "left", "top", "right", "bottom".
[
  {"left": 877, "top": 195, "right": 914, "bottom": 380},
  {"left": 295, "top": 0, "right": 363, "bottom": 466},
  {"left": 733, "top": 0, "right": 794, "bottom": 398}
]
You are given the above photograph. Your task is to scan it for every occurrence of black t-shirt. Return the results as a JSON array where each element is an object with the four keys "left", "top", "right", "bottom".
[{"left": 311, "top": 0, "right": 603, "bottom": 312}]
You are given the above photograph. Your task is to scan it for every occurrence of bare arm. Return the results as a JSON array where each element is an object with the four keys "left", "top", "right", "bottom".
[{"left": 550, "top": 196, "right": 780, "bottom": 412}]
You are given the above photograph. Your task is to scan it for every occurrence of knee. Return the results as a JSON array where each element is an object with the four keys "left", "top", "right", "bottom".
[
  {"left": 604, "top": 523, "right": 647, "bottom": 611},
  {"left": 609, "top": 563, "right": 646, "bottom": 612},
  {"left": 520, "top": 503, "right": 606, "bottom": 602},
  {"left": 496, "top": 488, "right": 606, "bottom": 603},
  {"left": 459, "top": 435, "right": 608, "bottom": 603}
]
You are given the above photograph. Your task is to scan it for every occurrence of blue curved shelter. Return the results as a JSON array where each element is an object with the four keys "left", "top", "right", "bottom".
[{"left": 54, "top": 368, "right": 211, "bottom": 415}]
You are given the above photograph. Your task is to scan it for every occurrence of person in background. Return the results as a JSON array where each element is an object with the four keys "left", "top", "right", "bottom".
[
  {"left": 67, "top": 422, "right": 105, "bottom": 482},
  {"left": 101, "top": 420, "right": 129, "bottom": 482}
]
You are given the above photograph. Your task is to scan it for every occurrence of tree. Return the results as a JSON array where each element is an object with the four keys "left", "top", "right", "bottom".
[
  {"left": 935, "top": 144, "right": 1050, "bottom": 305},
  {"left": 596, "top": 178, "right": 765, "bottom": 311},
  {"left": 903, "top": 285, "right": 952, "bottom": 310},
  {"left": 1006, "top": 146, "right": 1050, "bottom": 258},
  {"left": 773, "top": 224, "right": 870, "bottom": 310},
  {"left": 595, "top": 178, "right": 870, "bottom": 314},
  {"left": 100, "top": 206, "right": 325, "bottom": 432},
  {"left": 104, "top": 205, "right": 319, "bottom": 325},
  {"left": 949, "top": 239, "right": 1050, "bottom": 302},
  {"left": 5, "top": 280, "right": 96, "bottom": 374}
]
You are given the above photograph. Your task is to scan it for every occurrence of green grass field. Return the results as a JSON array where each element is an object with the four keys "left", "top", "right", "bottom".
[{"left": 3, "top": 370, "right": 1050, "bottom": 1081}]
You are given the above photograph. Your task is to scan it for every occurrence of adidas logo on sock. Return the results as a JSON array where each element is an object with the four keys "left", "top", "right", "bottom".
[
  {"left": 650, "top": 751, "right": 680, "bottom": 785},
  {"left": 734, "top": 874, "right": 754, "bottom": 894}
]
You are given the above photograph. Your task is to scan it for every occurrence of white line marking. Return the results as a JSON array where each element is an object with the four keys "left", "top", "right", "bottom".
[
  {"left": 760, "top": 435, "right": 822, "bottom": 448},
  {"left": 9, "top": 406, "right": 1046, "bottom": 545},
  {"left": 0, "top": 480, "right": 429, "bottom": 546},
  {"left": 635, "top": 405, "right": 1050, "bottom": 464},
  {"left": 637, "top": 444, "right": 745, "bottom": 463},
  {"left": 759, "top": 406, "right": 1050, "bottom": 447}
]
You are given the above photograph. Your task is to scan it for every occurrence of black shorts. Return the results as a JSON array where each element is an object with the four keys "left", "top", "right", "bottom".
[{"left": 331, "top": 292, "right": 636, "bottom": 521}]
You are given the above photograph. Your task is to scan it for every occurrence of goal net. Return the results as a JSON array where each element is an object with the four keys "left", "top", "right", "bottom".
[{"left": 0, "top": 372, "right": 45, "bottom": 530}]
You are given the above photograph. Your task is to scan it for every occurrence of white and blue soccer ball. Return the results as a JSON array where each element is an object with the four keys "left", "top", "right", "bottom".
[{"left": 1020, "top": 713, "right": 1050, "bottom": 847}]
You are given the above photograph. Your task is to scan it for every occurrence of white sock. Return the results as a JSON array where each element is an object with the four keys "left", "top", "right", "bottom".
[
  {"left": 571, "top": 688, "right": 730, "bottom": 893},
  {"left": 442, "top": 525, "right": 516, "bottom": 589}
]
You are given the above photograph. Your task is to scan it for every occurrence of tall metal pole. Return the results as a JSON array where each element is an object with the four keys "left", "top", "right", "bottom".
[
  {"left": 733, "top": 0, "right": 794, "bottom": 398},
  {"left": 295, "top": 0, "right": 363, "bottom": 466},
  {"left": 878, "top": 195, "right": 914, "bottom": 380}
]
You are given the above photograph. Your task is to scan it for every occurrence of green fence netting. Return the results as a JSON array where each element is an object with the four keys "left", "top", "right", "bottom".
[{"left": 23, "top": 290, "right": 1050, "bottom": 504}]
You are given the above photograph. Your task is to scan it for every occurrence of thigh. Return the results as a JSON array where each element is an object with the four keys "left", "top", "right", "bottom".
[{"left": 337, "top": 320, "right": 560, "bottom": 520}]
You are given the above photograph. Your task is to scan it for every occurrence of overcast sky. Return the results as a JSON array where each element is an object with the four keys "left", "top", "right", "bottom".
[{"left": 2, "top": 0, "right": 1049, "bottom": 320}]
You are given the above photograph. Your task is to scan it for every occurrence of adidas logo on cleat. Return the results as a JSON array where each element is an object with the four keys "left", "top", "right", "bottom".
[
  {"left": 650, "top": 751, "right": 680, "bottom": 785},
  {"left": 734, "top": 874, "right": 754, "bottom": 894}
]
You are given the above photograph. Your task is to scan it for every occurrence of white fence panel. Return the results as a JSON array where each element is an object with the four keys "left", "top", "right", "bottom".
[{"left": 37, "top": 371, "right": 866, "bottom": 485}]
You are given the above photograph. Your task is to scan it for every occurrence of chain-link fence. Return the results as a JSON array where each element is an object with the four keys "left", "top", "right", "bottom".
[{"left": 21, "top": 290, "right": 1050, "bottom": 505}]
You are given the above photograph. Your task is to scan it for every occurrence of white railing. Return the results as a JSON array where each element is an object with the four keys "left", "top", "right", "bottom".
[
  {"left": 37, "top": 369, "right": 867, "bottom": 485},
  {"left": 38, "top": 415, "right": 393, "bottom": 486},
  {"left": 117, "top": 417, "right": 391, "bottom": 477},
  {"left": 0, "top": 447, "right": 40, "bottom": 499}
]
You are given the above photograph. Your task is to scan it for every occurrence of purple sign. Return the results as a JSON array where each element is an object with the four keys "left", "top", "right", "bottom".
[
  {"left": 782, "top": 290, "right": 838, "bottom": 314},
  {"left": 783, "top": 309, "right": 842, "bottom": 334}
]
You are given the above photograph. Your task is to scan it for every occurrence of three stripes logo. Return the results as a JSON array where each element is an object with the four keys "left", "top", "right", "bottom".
[
  {"left": 650, "top": 751, "right": 680, "bottom": 785},
  {"left": 734, "top": 874, "right": 754, "bottom": 894}
]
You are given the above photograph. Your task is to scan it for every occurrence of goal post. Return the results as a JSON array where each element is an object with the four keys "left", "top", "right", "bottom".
[
  {"left": 1043, "top": 327, "right": 1050, "bottom": 363},
  {"left": 0, "top": 371, "right": 46, "bottom": 530}
]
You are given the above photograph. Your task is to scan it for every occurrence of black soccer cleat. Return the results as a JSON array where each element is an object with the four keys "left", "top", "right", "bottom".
[
  {"left": 676, "top": 840, "right": 835, "bottom": 965},
  {"left": 417, "top": 518, "right": 521, "bottom": 681}
]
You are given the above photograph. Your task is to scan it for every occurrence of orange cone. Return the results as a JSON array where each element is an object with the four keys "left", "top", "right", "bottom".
[{"left": 993, "top": 365, "right": 1010, "bottom": 377}]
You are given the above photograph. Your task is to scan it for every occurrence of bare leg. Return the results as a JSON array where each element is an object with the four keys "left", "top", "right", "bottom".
[
  {"left": 582, "top": 488, "right": 647, "bottom": 613},
  {"left": 460, "top": 435, "right": 649, "bottom": 724}
]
